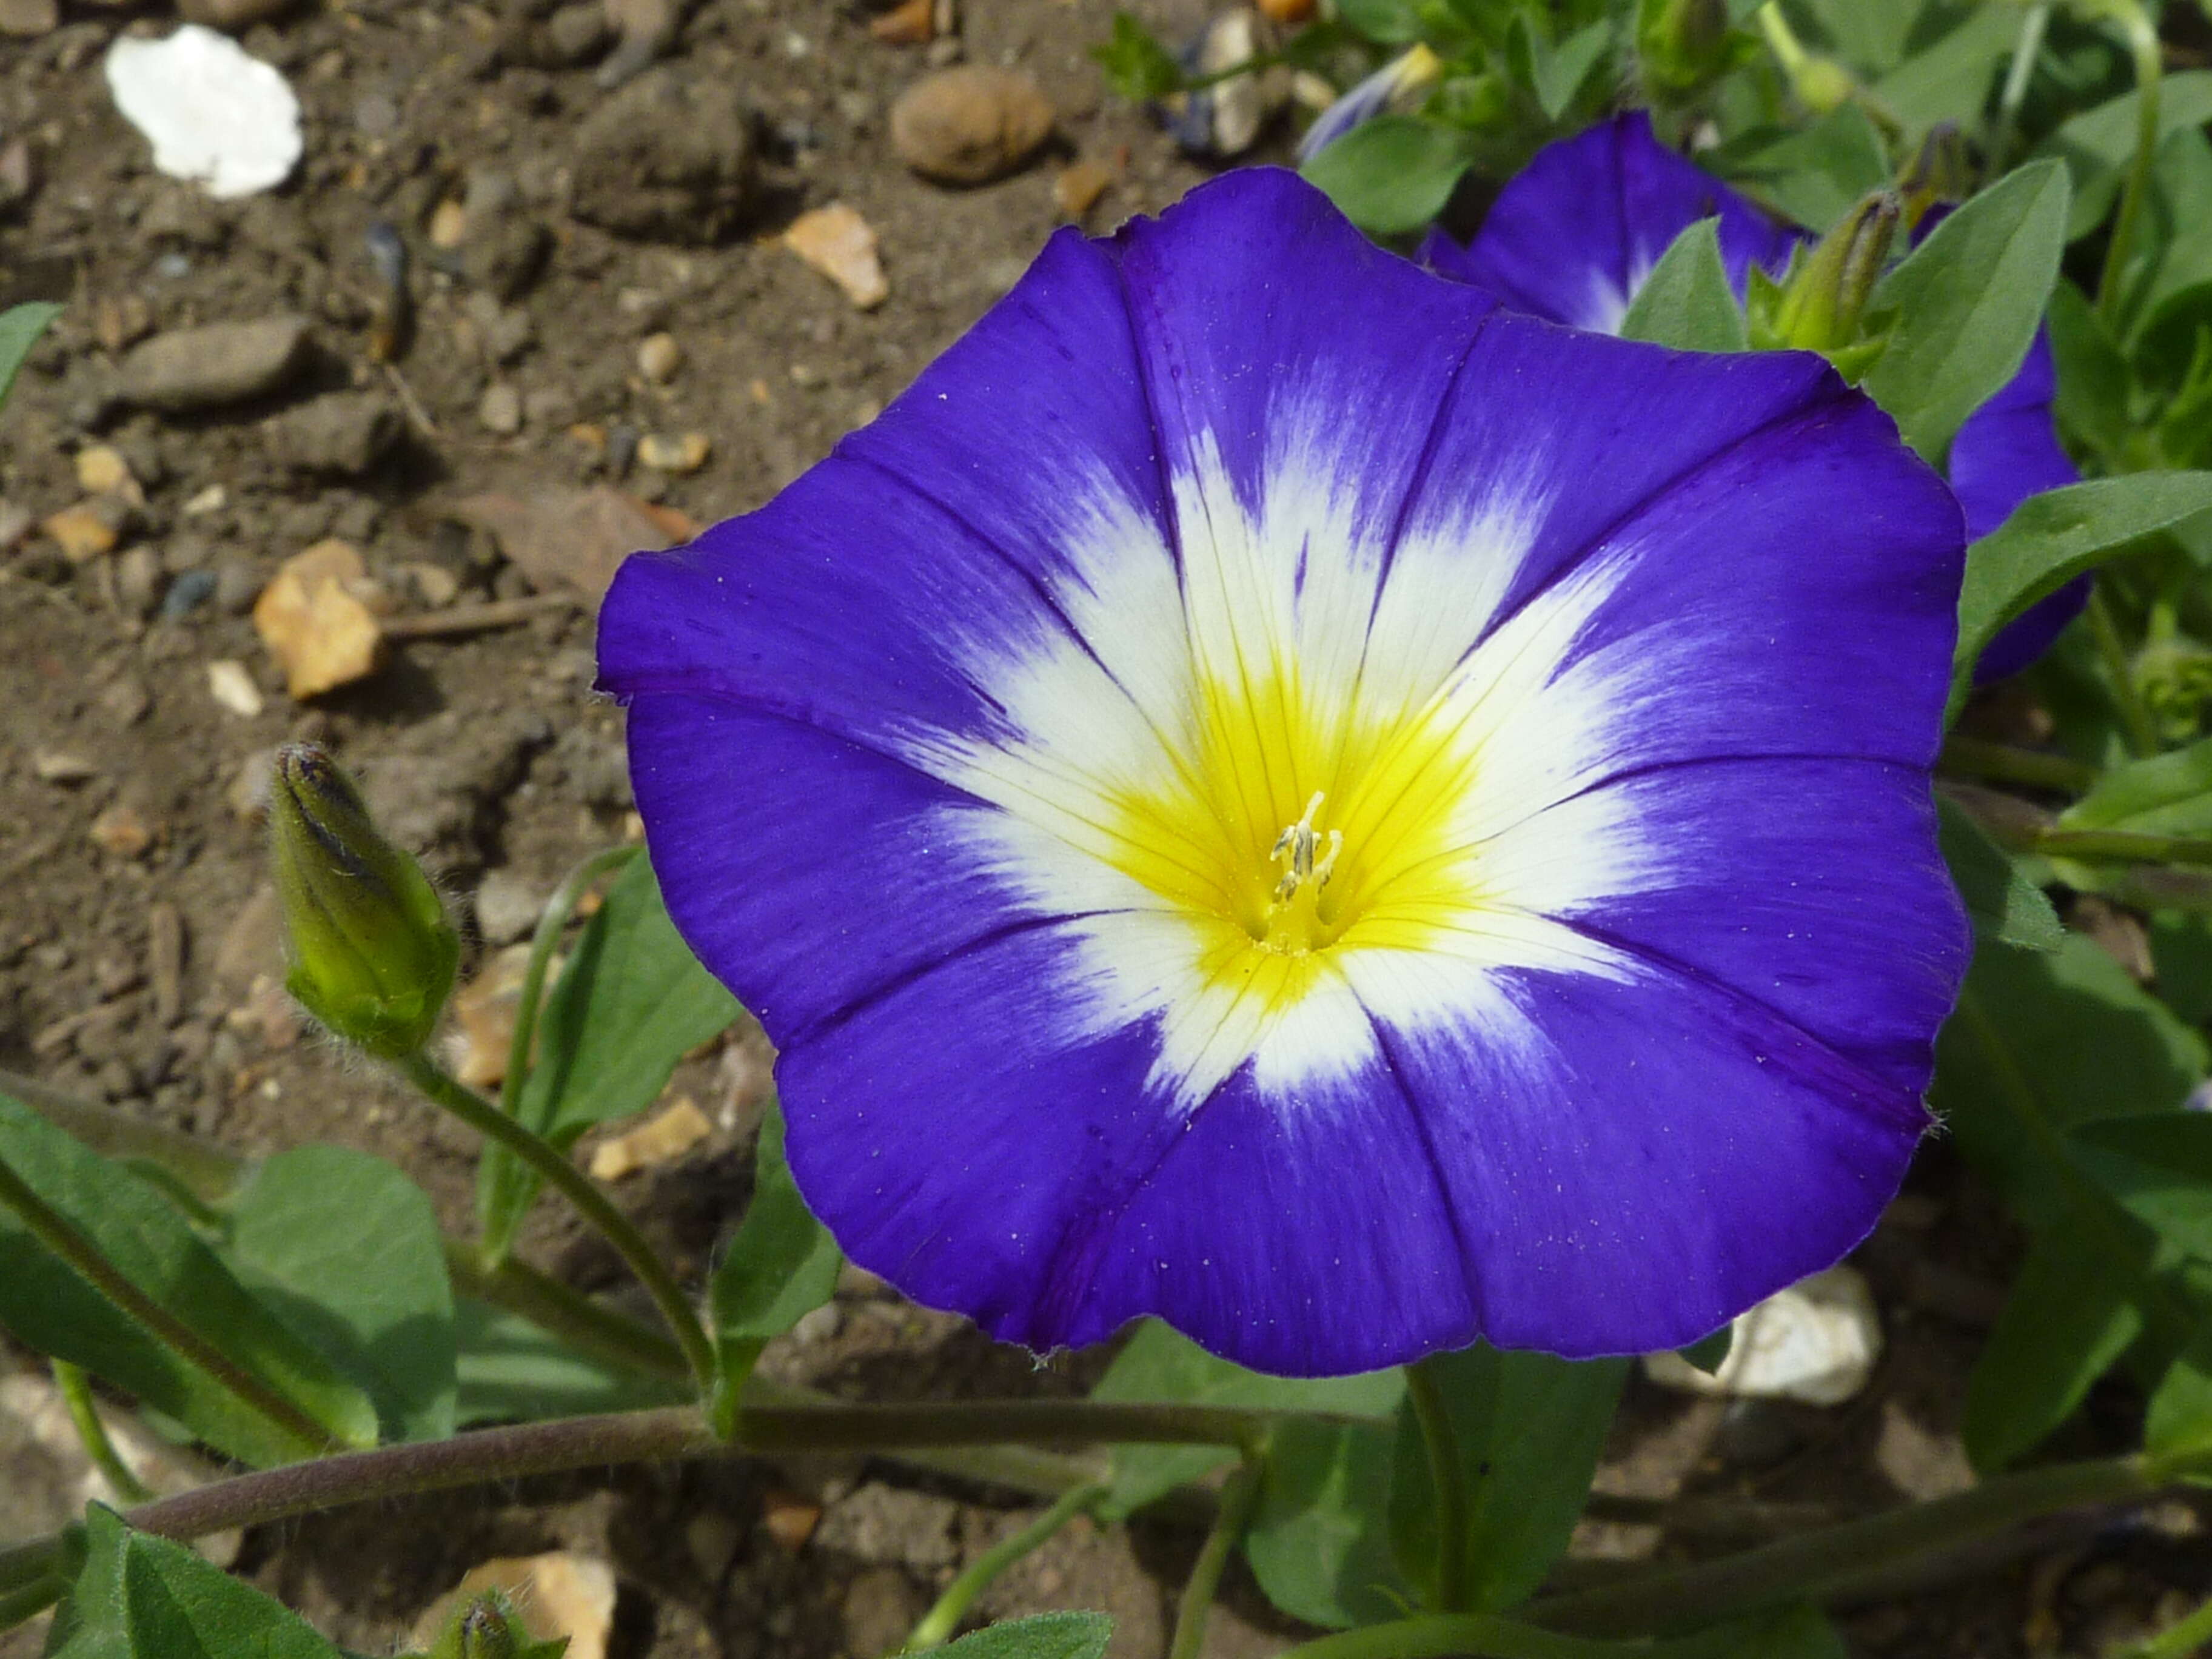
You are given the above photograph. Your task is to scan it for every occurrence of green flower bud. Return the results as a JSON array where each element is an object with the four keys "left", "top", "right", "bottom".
[
  {"left": 1770, "top": 190, "right": 1901, "bottom": 355},
  {"left": 1637, "top": 0, "right": 1731, "bottom": 95},
  {"left": 415, "top": 1592, "right": 568, "bottom": 1659},
  {"left": 269, "top": 744, "right": 457, "bottom": 1059}
]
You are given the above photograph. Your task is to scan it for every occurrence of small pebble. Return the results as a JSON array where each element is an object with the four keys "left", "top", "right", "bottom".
[
  {"left": 42, "top": 503, "right": 121, "bottom": 563},
  {"left": 116, "top": 316, "right": 311, "bottom": 413},
  {"left": 1054, "top": 159, "right": 1112, "bottom": 221},
  {"left": 427, "top": 198, "right": 468, "bottom": 249},
  {"left": 73, "top": 444, "right": 136, "bottom": 498},
  {"left": 33, "top": 751, "right": 97, "bottom": 785},
  {"left": 89, "top": 803, "right": 156, "bottom": 860},
  {"left": 783, "top": 203, "right": 889, "bottom": 309},
  {"left": 206, "top": 659, "right": 266, "bottom": 717},
  {"left": 479, "top": 383, "right": 524, "bottom": 435},
  {"left": 474, "top": 869, "right": 546, "bottom": 947},
  {"left": 253, "top": 540, "right": 385, "bottom": 699},
  {"left": 160, "top": 568, "right": 218, "bottom": 620},
  {"left": 637, "top": 431, "right": 709, "bottom": 474},
  {"left": 636, "top": 332, "right": 682, "bottom": 383},
  {"left": 99, "top": 677, "right": 151, "bottom": 725},
  {"left": 115, "top": 545, "right": 165, "bottom": 618}
]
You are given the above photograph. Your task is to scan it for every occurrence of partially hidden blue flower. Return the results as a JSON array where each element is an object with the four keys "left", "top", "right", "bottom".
[
  {"left": 598, "top": 169, "right": 1970, "bottom": 1376},
  {"left": 1421, "top": 111, "right": 2083, "bottom": 684}
]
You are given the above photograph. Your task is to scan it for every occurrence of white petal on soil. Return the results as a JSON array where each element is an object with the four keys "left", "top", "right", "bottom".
[
  {"left": 1642, "top": 1264, "right": 1883, "bottom": 1407},
  {"left": 104, "top": 25, "right": 302, "bottom": 199}
]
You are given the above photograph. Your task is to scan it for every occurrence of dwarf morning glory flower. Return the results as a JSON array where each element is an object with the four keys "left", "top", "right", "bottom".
[
  {"left": 1424, "top": 111, "right": 2083, "bottom": 682},
  {"left": 1295, "top": 44, "right": 1443, "bottom": 165},
  {"left": 598, "top": 168, "right": 1969, "bottom": 1377}
]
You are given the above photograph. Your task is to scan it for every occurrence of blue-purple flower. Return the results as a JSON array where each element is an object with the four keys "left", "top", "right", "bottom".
[
  {"left": 1423, "top": 112, "right": 2082, "bottom": 682},
  {"left": 598, "top": 169, "right": 1969, "bottom": 1377}
]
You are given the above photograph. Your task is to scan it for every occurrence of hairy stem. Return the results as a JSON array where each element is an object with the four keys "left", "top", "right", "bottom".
[
  {"left": 905, "top": 1483, "right": 1108, "bottom": 1650},
  {"left": 482, "top": 843, "right": 641, "bottom": 1263},
  {"left": 1526, "top": 1453, "right": 2165, "bottom": 1634},
  {"left": 1167, "top": 1458, "right": 1262, "bottom": 1659},
  {"left": 2092, "top": 0, "right": 2162, "bottom": 323},
  {"left": 0, "top": 1398, "right": 1373, "bottom": 1592},
  {"left": 1278, "top": 1616, "right": 1624, "bottom": 1659},
  {"left": 1938, "top": 735, "right": 2097, "bottom": 794},
  {"left": 2088, "top": 582, "right": 2162, "bottom": 757},
  {"left": 1406, "top": 1356, "right": 1470, "bottom": 1614},
  {"left": 52, "top": 1360, "right": 151, "bottom": 1505},
  {"left": 0, "top": 1154, "right": 335, "bottom": 1456},
  {"left": 399, "top": 1050, "right": 717, "bottom": 1396}
]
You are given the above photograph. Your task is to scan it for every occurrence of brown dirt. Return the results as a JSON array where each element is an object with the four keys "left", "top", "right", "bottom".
[{"left": 0, "top": 2, "right": 2204, "bottom": 1654}]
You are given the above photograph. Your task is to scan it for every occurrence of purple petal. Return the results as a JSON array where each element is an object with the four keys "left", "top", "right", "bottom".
[
  {"left": 602, "top": 167, "right": 1968, "bottom": 1373},
  {"left": 1952, "top": 330, "right": 2086, "bottom": 682},
  {"left": 1421, "top": 112, "right": 1801, "bottom": 330}
]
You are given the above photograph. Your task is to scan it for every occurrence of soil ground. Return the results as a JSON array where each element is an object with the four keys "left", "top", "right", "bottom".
[{"left": 0, "top": 1, "right": 2206, "bottom": 1654}]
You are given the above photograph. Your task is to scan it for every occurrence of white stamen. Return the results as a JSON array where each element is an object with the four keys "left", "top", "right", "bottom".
[{"left": 1270, "top": 791, "right": 1341, "bottom": 900}]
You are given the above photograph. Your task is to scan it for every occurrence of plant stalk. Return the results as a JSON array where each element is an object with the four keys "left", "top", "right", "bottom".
[
  {"left": 1277, "top": 1615, "right": 1625, "bottom": 1659},
  {"left": 2092, "top": 0, "right": 2163, "bottom": 323},
  {"left": 0, "top": 1153, "right": 337, "bottom": 1456},
  {"left": 52, "top": 1360, "right": 151, "bottom": 1505},
  {"left": 1937, "top": 734, "right": 2097, "bottom": 794},
  {"left": 904, "top": 1483, "right": 1108, "bottom": 1650},
  {"left": 1991, "top": 3, "right": 2052, "bottom": 176},
  {"left": 1167, "top": 1458, "right": 1262, "bottom": 1659},
  {"left": 1406, "top": 1356, "right": 1472, "bottom": 1614},
  {"left": 2087, "top": 581, "right": 2163, "bottom": 756},
  {"left": 1526, "top": 1453, "right": 2166, "bottom": 1634},
  {"left": 481, "top": 843, "right": 641, "bottom": 1264},
  {"left": 399, "top": 1050, "right": 717, "bottom": 1397},
  {"left": 2037, "top": 827, "right": 2212, "bottom": 865}
]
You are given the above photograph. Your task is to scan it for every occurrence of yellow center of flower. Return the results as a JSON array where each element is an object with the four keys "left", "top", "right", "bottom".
[{"left": 1101, "top": 664, "right": 1485, "bottom": 1000}]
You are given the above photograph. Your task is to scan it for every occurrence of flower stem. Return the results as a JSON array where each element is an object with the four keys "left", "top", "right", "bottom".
[
  {"left": 479, "top": 844, "right": 642, "bottom": 1264},
  {"left": 1991, "top": 3, "right": 2052, "bottom": 176},
  {"left": 2088, "top": 581, "right": 2162, "bottom": 757},
  {"left": 1526, "top": 1453, "right": 2169, "bottom": 1635},
  {"left": 2092, "top": 0, "right": 2162, "bottom": 324},
  {"left": 1937, "top": 735, "right": 2097, "bottom": 794},
  {"left": 52, "top": 1359, "right": 151, "bottom": 1505},
  {"left": 397, "top": 1050, "right": 717, "bottom": 1398},
  {"left": 1276, "top": 1615, "right": 1624, "bottom": 1659},
  {"left": 904, "top": 1483, "right": 1108, "bottom": 1651},
  {"left": 0, "top": 1151, "right": 336, "bottom": 1456},
  {"left": 2036, "top": 827, "right": 2212, "bottom": 865},
  {"left": 1167, "top": 1457, "right": 1262, "bottom": 1659},
  {"left": 1405, "top": 1356, "right": 1470, "bottom": 1614},
  {"left": 2123, "top": 1587, "right": 2212, "bottom": 1659}
]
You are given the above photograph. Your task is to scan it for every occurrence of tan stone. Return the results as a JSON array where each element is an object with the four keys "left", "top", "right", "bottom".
[
  {"left": 588, "top": 1096, "right": 712, "bottom": 1180},
  {"left": 1053, "top": 159, "right": 1111, "bottom": 221},
  {"left": 783, "top": 203, "right": 889, "bottom": 310},
  {"left": 42, "top": 503, "right": 119, "bottom": 563},
  {"left": 890, "top": 66, "right": 1053, "bottom": 185},
  {"left": 72, "top": 444, "right": 138, "bottom": 500},
  {"left": 637, "top": 431, "right": 710, "bottom": 474},
  {"left": 251, "top": 539, "right": 384, "bottom": 699}
]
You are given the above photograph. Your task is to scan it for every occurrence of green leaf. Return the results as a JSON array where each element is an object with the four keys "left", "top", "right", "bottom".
[
  {"left": 221, "top": 1146, "right": 456, "bottom": 1443},
  {"left": 1244, "top": 1418, "right": 1410, "bottom": 1629},
  {"left": 2126, "top": 129, "right": 2212, "bottom": 340},
  {"left": 0, "top": 1093, "right": 377, "bottom": 1467},
  {"left": 45, "top": 1506, "right": 352, "bottom": 1659},
  {"left": 2037, "top": 72, "right": 2212, "bottom": 240},
  {"left": 1618, "top": 220, "right": 1751, "bottom": 353},
  {"left": 1090, "top": 1321, "right": 1402, "bottom": 1519},
  {"left": 1090, "top": 12, "right": 1183, "bottom": 102},
  {"left": 1508, "top": 16, "right": 1612, "bottom": 122},
  {"left": 478, "top": 854, "right": 739, "bottom": 1259},
  {"left": 1388, "top": 1347, "right": 1627, "bottom": 1612},
  {"left": 1337, "top": 0, "right": 1424, "bottom": 45},
  {"left": 1300, "top": 116, "right": 1476, "bottom": 238},
  {"left": 452, "top": 1299, "right": 687, "bottom": 1426},
  {"left": 1937, "top": 795, "right": 2064, "bottom": 953},
  {"left": 1798, "top": 0, "right": 1923, "bottom": 75},
  {"left": 1677, "top": 1324, "right": 1735, "bottom": 1376},
  {"left": 1962, "top": 1230, "right": 2146, "bottom": 1473},
  {"left": 2062, "top": 735, "right": 2212, "bottom": 840},
  {"left": 1868, "top": 3, "right": 2017, "bottom": 141},
  {"left": 936, "top": 1612, "right": 1113, "bottom": 1659},
  {"left": 0, "top": 301, "right": 60, "bottom": 412},
  {"left": 1934, "top": 936, "right": 2206, "bottom": 1233},
  {"left": 706, "top": 1102, "right": 842, "bottom": 1436},
  {"left": 2046, "top": 279, "right": 2135, "bottom": 466},
  {"left": 1863, "top": 159, "right": 2070, "bottom": 465},
  {"left": 2147, "top": 1328, "right": 2212, "bottom": 1460},
  {"left": 1951, "top": 474, "right": 2212, "bottom": 708},
  {"left": 2073, "top": 1112, "right": 2212, "bottom": 1264},
  {"left": 1715, "top": 104, "right": 1889, "bottom": 232},
  {"left": 2151, "top": 912, "right": 2212, "bottom": 1024}
]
